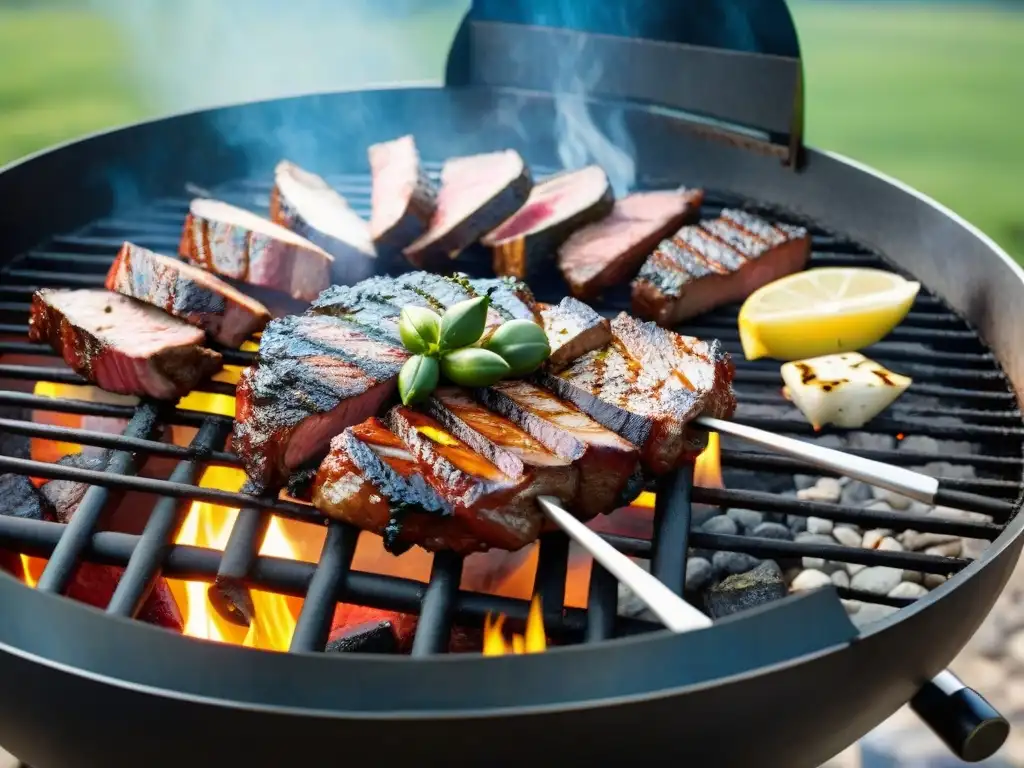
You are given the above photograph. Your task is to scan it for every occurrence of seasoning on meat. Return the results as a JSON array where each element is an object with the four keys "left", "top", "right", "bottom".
[
  {"left": 539, "top": 296, "right": 611, "bottom": 371},
  {"left": 368, "top": 135, "right": 437, "bottom": 259}
]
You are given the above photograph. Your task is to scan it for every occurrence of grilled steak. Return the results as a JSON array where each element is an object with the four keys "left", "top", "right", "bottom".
[
  {"left": 484, "top": 166, "right": 613, "bottom": 280},
  {"left": 559, "top": 189, "right": 704, "bottom": 300},
  {"left": 632, "top": 209, "right": 810, "bottom": 325},
  {"left": 368, "top": 135, "right": 437, "bottom": 257},
  {"left": 470, "top": 276, "right": 541, "bottom": 322},
  {"left": 179, "top": 198, "right": 334, "bottom": 302},
  {"left": 404, "top": 150, "right": 532, "bottom": 269},
  {"left": 540, "top": 296, "right": 611, "bottom": 371},
  {"left": 475, "top": 381, "right": 639, "bottom": 519},
  {"left": 270, "top": 160, "right": 378, "bottom": 285},
  {"left": 539, "top": 313, "right": 735, "bottom": 473},
  {"left": 234, "top": 314, "right": 408, "bottom": 490},
  {"left": 105, "top": 242, "right": 271, "bottom": 348},
  {"left": 28, "top": 289, "right": 223, "bottom": 400}
]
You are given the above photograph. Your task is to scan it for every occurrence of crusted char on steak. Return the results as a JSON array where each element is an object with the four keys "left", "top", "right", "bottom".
[
  {"left": 559, "top": 188, "right": 704, "bottom": 300},
  {"left": 470, "top": 277, "right": 541, "bottom": 322},
  {"left": 404, "top": 150, "right": 532, "bottom": 269},
  {"left": 180, "top": 198, "right": 333, "bottom": 302},
  {"left": 540, "top": 296, "right": 611, "bottom": 371},
  {"left": 28, "top": 289, "right": 223, "bottom": 400},
  {"left": 475, "top": 381, "right": 640, "bottom": 519},
  {"left": 234, "top": 314, "right": 408, "bottom": 490},
  {"left": 105, "top": 242, "right": 271, "bottom": 348},
  {"left": 632, "top": 209, "right": 810, "bottom": 326},
  {"left": 270, "top": 161, "right": 378, "bottom": 285},
  {"left": 539, "top": 313, "right": 735, "bottom": 473},
  {"left": 368, "top": 135, "right": 437, "bottom": 257},
  {"left": 484, "top": 165, "right": 613, "bottom": 280}
]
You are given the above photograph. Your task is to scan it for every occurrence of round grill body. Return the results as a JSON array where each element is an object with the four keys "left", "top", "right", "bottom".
[{"left": 0, "top": 87, "right": 1020, "bottom": 768}]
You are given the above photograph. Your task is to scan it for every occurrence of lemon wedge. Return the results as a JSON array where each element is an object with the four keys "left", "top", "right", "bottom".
[{"left": 738, "top": 268, "right": 920, "bottom": 361}]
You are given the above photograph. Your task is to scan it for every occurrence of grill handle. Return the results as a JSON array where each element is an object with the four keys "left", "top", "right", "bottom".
[{"left": 911, "top": 671, "right": 1009, "bottom": 763}]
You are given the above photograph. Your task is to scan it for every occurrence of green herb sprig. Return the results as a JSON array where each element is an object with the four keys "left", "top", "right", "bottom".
[{"left": 397, "top": 294, "right": 550, "bottom": 405}]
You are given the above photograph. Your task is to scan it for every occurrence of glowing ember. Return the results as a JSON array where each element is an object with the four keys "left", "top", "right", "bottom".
[
  {"left": 693, "top": 431, "right": 723, "bottom": 489},
  {"left": 19, "top": 555, "right": 44, "bottom": 588},
  {"left": 482, "top": 594, "right": 547, "bottom": 656}
]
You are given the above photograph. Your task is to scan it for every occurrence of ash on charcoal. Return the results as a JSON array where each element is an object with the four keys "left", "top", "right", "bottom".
[
  {"left": 685, "top": 557, "right": 714, "bottom": 593},
  {"left": 701, "top": 515, "right": 738, "bottom": 536},
  {"left": 840, "top": 480, "right": 874, "bottom": 506},
  {"left": 712, "top": 550, "right": 761, "bottom": 576},
  {"left": 726, "top": 508, "right": 763, "bottom": 532},
  {"left": 0, "top": 474, "right": 53, "bottom": 520},
  {"left": 326, "top": 620, "right": 399, "bottom": 654},
  {"left": 705, "top": 561, "right": 785, "bottom": 618},
  {"left": 750, "top": 521, "right": 792, "bottom": 541},
  {"left": 850, "top": 566, "right": 903, "bottom": 596},
  {"left": 40, "top": 452, "right": 112, "bottom": 523}
]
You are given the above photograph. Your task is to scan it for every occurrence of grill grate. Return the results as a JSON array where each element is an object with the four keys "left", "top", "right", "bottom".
[{"left": 0, "top": 165, "right": 1020, "bottom": 655}]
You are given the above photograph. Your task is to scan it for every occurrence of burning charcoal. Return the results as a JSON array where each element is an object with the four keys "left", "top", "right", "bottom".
[
  {"left": 0, "top": 550, "right": 24, "bottom": 580},
  {"left": 64, "top": 563, "right": 183, "bottom": 631},
  {"left": 705, "top": 561, "right": 786, "bottom": 618},
  {"left": 330, "top": 604, "right": 419, "bottom": 653},
  {"left": 700, "top": 515, "right": 737, "bottom": 537},
  {"left": 326, "top": 620, "right": 399, "bottom": 654},
  {"left": 684, "top": 557, "right": 714, "bottom": 593},
  {"left": 750, "top": 522, "right": 792, "bottom": 541},
  {"left": 0, "top": 473, "right": 54, "bottom": 521},
  {"left": 726, "top": 508, "right": 763, "bottom": 532},
  {"left": 712, "top": 550, "right": 761, "bottom": 577},
  {"left": 850, "top": 566, "right": 903, "bottom": 596},
  {"left": 40, "top": 452, "right": 112, "bottom": 523}
]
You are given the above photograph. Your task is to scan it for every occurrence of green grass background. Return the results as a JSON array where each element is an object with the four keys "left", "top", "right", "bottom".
[{"left": 0, "top": 2, "right": 1020, "bottom": 258}]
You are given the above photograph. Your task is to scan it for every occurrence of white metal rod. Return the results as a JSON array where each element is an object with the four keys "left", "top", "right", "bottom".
[
  {"left": 537, "top": 496, "right": 712, "bottom": 633},
  {"left": 695, "top": 416, "right": 939, "bottom": 503}
]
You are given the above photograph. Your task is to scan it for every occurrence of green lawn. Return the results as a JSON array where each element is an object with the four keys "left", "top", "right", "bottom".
[{"left": 0, "top": 3, "right": 1020, "bottom": 259}]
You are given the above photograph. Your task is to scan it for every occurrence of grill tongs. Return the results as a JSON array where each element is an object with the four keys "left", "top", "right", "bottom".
[{"left": 537, "top": 415, "right": 1014, "bottom": 763}]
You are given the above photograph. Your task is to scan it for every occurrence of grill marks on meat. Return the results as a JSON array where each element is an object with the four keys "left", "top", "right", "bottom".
[
  {"left": 105, "top": 242, "right": 271, "bottom": 348},
  {"left": 29, "top": 289, "right": 223, "bottom": 400},
  {"left": 404, "top": 150, "right": 532, "bottom": 269},
  {"left": 470, "top": 277, "right": 541, "bottom": 322},
  {"left": 485, "top": 165, "right": 614, "bottom": 280},
  {"left": 234, "top": 314, "right": 408, "bottom": 490},
  {"left": 540, "top": 313, "right": 735, "bottom": 472},
  {"left": 270, "top": 161, "right": 377, "bottom": 286},
  {"left": 559, "top": 189, "right": 703, "bottom": 300},
  {"left": 180, "top": 198, "right": 334, "bottom": 302},
  {"left": 631, "top": 209, "right": 810, "bottom": 326},
  {"left": 540, "top": 296, "right": 611, "bottom": 371},
  {"left": 368, "top": 135, "right": 437, "bottom": 257}
]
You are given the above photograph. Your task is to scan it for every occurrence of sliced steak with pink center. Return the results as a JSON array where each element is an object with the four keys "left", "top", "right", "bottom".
[
  {"left": 105, "top": 241, "right": 271, "bottom": 348},
  {"left": 539, "top": 296, "right": 611, "bottom": 371},
  {"left": 368, "top": 135, "right": 437, "bottom": 258},
  {"left": 28, "top": 289, "right": 223, "bottom": 400}
]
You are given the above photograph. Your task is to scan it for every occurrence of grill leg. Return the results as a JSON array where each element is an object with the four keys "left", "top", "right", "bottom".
[{"left": 910, "top": 670, "right": 1009, "bottom": 762}]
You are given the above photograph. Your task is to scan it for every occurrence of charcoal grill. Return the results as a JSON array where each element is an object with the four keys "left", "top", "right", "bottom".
[{"left": 0, "top": 1, "right": 1021, "bottom": 766}]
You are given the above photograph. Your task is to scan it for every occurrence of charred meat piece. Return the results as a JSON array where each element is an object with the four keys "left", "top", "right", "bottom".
[
  {"left": 540, "top": 296, "right": 611, "bottom": 371},
  {"left": 484, "top": 166, "right": 613, "bottom": 280},
  {"left": 559, "top": 189, "right": 703, "bottom": 301},
  {"left": 234, "top": 314, "right": 408, "bottom": 490},
  {"left": 28, "top": 289, "right": 223, "bottom": 400},
  {"left": 179, "top": 198, "right": 334, "bottom": 302},
  {"left": 368, "top": 135, "right": 437, "bottom": 257},
  {"left": 631, "top": 209, "right": 810, "bottom": 326},
  {"left": 404, "top": 150, "right": 532, "bottom": 269},
  {"left": 39, "top": 452, "right": 113, "bottom": 524},
  {"left": 427, "top": 387, "right": 578, "bottom": 503},
  {"left": 385, "top": 406, "right": 543, "bottom": 552},
  {"left": 469, "top": 276, "right": 541, "bottom": 322},
  {"left": 105, "top": 242, "right": 271, "bottom": 348},
  {"left": 270, "top": 160, "right": 378, "bottom": 285},
  {"left": 475, "top": 381, "right": 639, "bottom": 519},
  {"left": 539, "top": 313, "right": 735, "bottom": 473}
]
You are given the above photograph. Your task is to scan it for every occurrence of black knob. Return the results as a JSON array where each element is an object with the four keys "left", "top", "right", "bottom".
[{"left": 911, "top": 671, "right": 1009, "bottom": 763}]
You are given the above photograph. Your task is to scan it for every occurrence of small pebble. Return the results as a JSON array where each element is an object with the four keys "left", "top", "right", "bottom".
[
  {"left": 963, "top": 538, "right": 988, "bottom": 560},
  {"left": 862, "top": 529, "right": 893, "bottom": 550},
  {"left": 831, "top": 570, "right": 850, "bottom": 589},
  {"left": 924, "top": 573, "right": 947, "bottom": 589},
  {"left": 806, "top": 516, "right": 834, "bottom": 535},
  {"left": 926, "top": 540, "right": 963, "bottom": 558},
  {"left": 903, "top": 570, "right": 923, "bottom": 584},
  {"left": 920, "top": 461, "right": 977, "bottom": 480},
  {"left": 840, "top": 480, "right": 874, "bottom": 506},
  {"left": 795, "top": 532, "right": 844, "bottom": 573},
  {"left": 889, "top": 581, "right": 928, "bottom": 599},
  {"left": 705, "top": 561, "right": 786, "bottom": 618},
  {"left": 786, "top": 514, "right": 808, "bottom": 534},
  {"left": 870, "top": 485, "right": 912, "bottom": 510},
  {"left": 841, "top": 599, "right": 863, "bottom": 615},
  {"left": 798, "top": 477, "right": 841, "bottom": 503},
  {"left": 847, "top": 562, "right": 866, "bottom": 575},
  {"left": 685, "top": 557, "right": 715, "bottom": 593},
  {"left": 751, "top": 521, "right": 793, "bottom": 541},
  {"left": 790, "top": 568, "right": 832, "bottom": 592},
  {"left": 851, "top": 603, "right": 899, "bottom": 629},
  {"left": 832, "top": 526, "right": 862, "bottom": 548},
  {"left": 929, "top": 506, "right": 993, "bottom": 524},
  {"left": 692, "top": 505, "right": 722, "bottom": 528},
  {"left": 900, "top": 531, "right": 961, "bottom": 551},
  {"left": 701, "top": 515, "right": 739, "bottom": 537},
  {"left": 713, "top": 550, "right": 761, "bottom": 576},
  {"left": 898, "top": 435, "right": 939, "bottom": 453},
  {"left": 851, "top": 566, "right": 903, "bottom": 595},
  {"left": 878, "top": 536, "right": 904, "bottom": 552},
  {"left": 793, "top": 474, "right": 818, "bottom": 490},
  {"left": 813, "top": 434, "right": 847, "bottom": 450},
  {"left": 726, "top": 508, "right": 763, "bottom": 532}
]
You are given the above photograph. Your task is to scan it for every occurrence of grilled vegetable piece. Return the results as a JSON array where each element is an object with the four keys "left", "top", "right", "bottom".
[
  {"left": 781, "top": 352, "right": 912, "bottom": 430},
  {"left": 484, "top": 165, "right": 614, "bottom": 280},
  {"left": 403, "top": 150, "right": 532, "bottom": 269},
  {"left": 631, "top": 209, "right": 810, "bottom": 326},
  {"left": 559, "top": 188, "right": 703, "bottom": 300},
  {"left": 28, "top": 288, "right": 223, "bottom": 400},
  {"left": 105, "top": 242, "right": 271, "bottom": 348},
  {"left": 270, "top": 160, "right": 377, "bottom": 285},
  {"left": 539, "top": 296, "right": 611, "bottom": 371},
  {"left": 368, "top": 135, "right": 438, "bottom": 257},
  {"left": 179, "top": 198, "right": 334, "bottom": 302}
]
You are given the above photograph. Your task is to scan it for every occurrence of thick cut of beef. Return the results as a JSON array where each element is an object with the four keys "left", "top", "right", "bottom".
[
  {"left": 539, "top": 313, "right": 735, "bottom": 473},
  {"left": 270, "top": 160, "right": 378, "bottom": 285},
  {"left": 179, "top": 198, "right": 334, "bottom": 302},
  {"left": 234, "top": 314, "right": 408, "bottom": 490},
  {"left": 28, "top": 289, "right": 223, "bottom": 400},
  {"left": 368, "top": 135, "right": 437, "bottom": 257},
  {"left": 559, "top": 189, "right": 704, "bottom": 300},
  {"left": 469, "top": 276, "right": 541, "bottom": 322},
  {"left": 403, "top": 150, "right": 532, "bottom": 269},
  {"left": 105, "top": 242, "right": 271, "bottom": 348},
  {"left": 540, "top": 296, "right": 611, "bottom": 371},
  {"left": 475, "top": 381, "right": 639, "bottom": 519},
  {"left": 484, "top": 165, "right": 613, "bottom": 280},
  {"left": 631, "top": 209, "right": 810, "bottom": 326}
]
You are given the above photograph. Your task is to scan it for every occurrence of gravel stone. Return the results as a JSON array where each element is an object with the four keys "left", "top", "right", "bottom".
[
  {"left": 684, "top": 557, "right": 715, "bottom": 593},
  {"left": 841, "top": 599, "right": 863, "bottom": 615},
  {"left": 920, "top": 461, "right": 977, "bottom": 480},
  {"left": 726, "top": 508, "right": 763, "bottom": 532},
  {"left": 926, "top": 540, "right": 964, "bottom": 558},
  {"left": 851, "top": 603, "right": 900, "bottom": 629},
  {"left": 798, "top": 477, "right": 841, "bottom": 503},
  {"left": 870, "top": 485, "right": 913, "bottom": 510},
  {"left": 898, "top": 435, "right": 939, "bottom": 454},
  {"left": 813, "top": 434, "right": 847, "bottom": 450},
  {"left": 705, "top": 561, "right": 786, "bottom": 618},
  {"left": 847, "top": 562, "right": 867, "bottom": 575},
  {"left": 692, "top": 505, "right": 723, "bottom": 528},
  {"left": 751, "top": 522, "right": 792, "bottom": 541},
  {"left": 929, "top": 506, "right": 994, "bottom": 525},
  {"left": 840, "top": 480, "right": 875, "bottom": 506},
  {"left": 787, "top": 514, "right": 808, "bottom": 534},
  {"left": 806, "top": 516, "right": 834, "bottom": 535},
  {"left": 712, "top": 550, "right": 761, "bottom": 576},
  {"left": 795, "top": 532, "right": 844, "bottom": 573},
  {"left": 832, "top": 526, "right": 863, "bottom": 548},
  {"left": 889, "top": 581, "right": 928, "bottom": 599},
  {"left": 793, "top": 474, "right": 818, "bottom": 490},
  {"left": 862, "top": 529, "right": 893, "bottom": 550},
  {"left": 701, "top": 515, "right": 739, "bottom": 536},
  {"left": 790, "top": 569, "right": 832, "bottom": 592},
  {"left": 851, "top": 566, "right": 903, "bottom": 595},
  {"left": 900, "top": 531, "right": 961, "bottom": 551},
  {"left": 831, "top": 570, "right": 850, "bottom": 589},
  {"left": 878, "top": 536, "right": 904, "bottom": 552},
  {"left": 963, "top": 538, "right": 989, "bottom": 560},
  {"left": 847, "top": 433, "right": 896, "bottom": 452},
  {"left": 903, "top": 570, "right": 923, "bottom": 584},
  {"left": 924, "top": 573, "right": 947, "bottom": 589}
]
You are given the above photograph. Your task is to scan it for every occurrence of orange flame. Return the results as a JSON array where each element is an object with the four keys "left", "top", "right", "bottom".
[
  {"left": 693, "top": 431, "right": 723, "bottom": 489},
  {"left": 482, "top": 594, "right": 547, "bottom": 656}
]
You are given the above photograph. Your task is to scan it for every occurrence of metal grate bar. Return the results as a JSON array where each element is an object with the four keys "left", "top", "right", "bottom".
[
  {"left": 106, "top": 419, "right": 227, "bottom": 618},
  {"left": 0, "top": 391, "right": 234, "bottom": 429},
  {"left": 735, "top": 392, "right": 1020, "bottom": 423},
  {"left": 0, "top": 338, "right": 255, "bottom": 368},
  {"left": 728, "top": 413, "right": 1024, "bottom": 442},
  {"left": 584, "top": 564, "right": 619, "bottom": 642},
  {"left": 410, "top": 550, "right": 465, "bottom": 656},
  {"left": 209, "top": 502, "right": 275, "bottom": 626},
  {"left": 35, "top": 402, "right": 163, "bottom": 594},
  {"left": 289, "top": 521, "right": 359, "bottom": 653},
  {"left": 685, "top": 324, "right": 983, "bottom": 347},
  {"left": 650, "top": 465, "right": 695, "bottom": 596},
  {"left": 534, "top": 533, "right": 570, "bottom": 627},
  {"left": 0, "top": 364, "right": 239, "bottom": 397}
]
